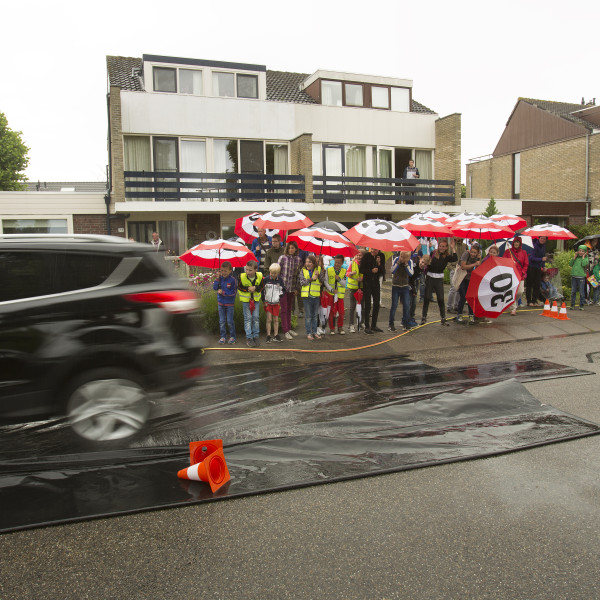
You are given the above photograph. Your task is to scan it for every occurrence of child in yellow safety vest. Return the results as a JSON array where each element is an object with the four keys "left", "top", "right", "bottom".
[
  {"left": 325, "top": 255, "right": 347, "bottom": 335},
  {"left": 237, "top": 260, "right": 265, "bottom": 348},
  {"left": 345, "top": 247, "right": 366, "bottom": 333},
  {"left": 299, "top": 254, "right": 325, "bottom": 340}
]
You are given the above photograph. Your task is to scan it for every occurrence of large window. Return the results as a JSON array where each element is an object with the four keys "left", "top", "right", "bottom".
[
  {"left": 312, "top": 144, "right": 322, "bottom": 176},
  {"left": 266, "top": 144, "right": 288, "bottom": 175},
  {"left": 180, "top": 140, "right": 206, "bottom": 174},
  {"left": 179, "top": 69, "right": 203, "bottom": 95},
  {"left": 237, "top": 74, "right": 258, "bottom": 99},
  {"left": 124, "top": 136, "right": 152, "bottom": 197},
  {"left": 158, "top": 220, "right": 186, "bottom": 255},
  {"left": 391, "top": 87, "right": 410, "bottom": 112},
  {"left": 372, "top": 86, "right": 390, "bottom": 109},
  {"left": 153, "top": 137, "right": 178, "bottom": 200},
  {"left": 153, "top": 67, "right": 177, "bottom": 93},
  {"left": 513, "top": 153, "right": 521, "bottom": 199},
  {"left": 345, "top": 84, "right": 363, "bottom": 107},
  {"left": 213, "top": 72, "right": 235, "bottom": 97},
  {"left": 322, "top": 81, "right": 342, "bottom": 106},
  {"left": 214, "top": 139, "right": 238, "bottom": 173},
  {"left": 2, "top": 219, "right": 68, "bottom": 234}
]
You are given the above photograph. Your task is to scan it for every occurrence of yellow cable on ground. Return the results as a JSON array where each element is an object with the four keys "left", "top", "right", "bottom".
[{"left": 203, "top": 307, "right": 544, "bottom": 353}]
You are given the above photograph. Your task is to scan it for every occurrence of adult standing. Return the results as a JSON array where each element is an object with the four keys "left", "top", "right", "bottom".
[
  {"left": 250, "top": 228, "right": 272, "bottom": 272},
  {"left": 278, "top": 241, "right": 303, "bottom": 340},
  {"left": 447, "top": 238, "right": 467, "bottom": 313},
  {"left": 402, "top": 159, "right": 420, "bottom": 204},
  {"left": 360, "top": 247, "right": 386, "bottom": 334},
  {"left": 150, "top": 231, "right": 164, "bottom": 252},
  {"left": 264, "top": 233, "right": 284, "bottom": 271},
  {"left": 526, "top": 236, "right": 547, "bottom": 306},
  {"left": 503, "top": 236, "right": 529, "bottom": 315},
  {"left": 420, "top": 239, "right": 457, "bottom": 326}
]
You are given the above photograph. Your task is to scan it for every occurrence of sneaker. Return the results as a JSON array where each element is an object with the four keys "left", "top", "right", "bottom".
[
  {"left": 409, "top": 320, "right": 418, "bottom": 327},
  {"left": 420, "top": 318, "right": 426, "bottom": 325},
  {"left": 266, "top": 335, "right": 272, "bottom": 343},
  {"left": 403, "top": 325, "right": 412, "bottom": 331},
  {"left": 372, "top": 326, "right": 383, "bottom": 332},
  {"left": 317, "top": 326, "right": 325, "bottom": 336},
  {"left": 246, "top": 338, "right": 255, "bottom": 347},
  {"left": 330, "top": 329, "right": 336, "bottom": 335},
  {"left": 338, "top": 329, "right": 345, "bottom": 335},
  {"left": 219, "top": 337, "right": 226, "bottom": 344},
  {"left": 469, "top": 315, "right": 475, "bottom": 324},
  {"left": 364, "top": 328, "right": 374, "bottom": 334},
  {"left": 456, "top": 315, "right": 464, "bottom": 323},
  {"left": 273, "top": 334, "right": 282, "bottom": 343},
  {"left": 284, "top": 331, "right": 293, "bottom": 340},
  {"left": 228, "top": 337, "right": 236, "bottom": 344},
  {"left": 570, "top": 306, "right": 575, "bottom": 310},
  {"left": 314, "top": 333, "right": 322, "bottom": 339},
  {"left": 349, "top": 325, "right": 356, "bottom": 333},
  {"left": 593, "top": 302, "right": 600, "bottom": 306},
  {"left": 299, "top": 311, "right": 304, "bottom": 318},
  {"left": 579, "top": 306, "right": 584, "bottom": 311},
  {"left": 388, "top": 324, "right": 396, "bottom": 332},
  {"left": 307, "top": 334, "right": 314, "bottom": 340},
  {"left": 441, "top": 320, "right": 450, "bottom": 327},
  {"left": 290, "top": 330, "right": 298, "bottom": 337},
  {"left": 254, "top": 338, "right": 260, "bottom": 347}
]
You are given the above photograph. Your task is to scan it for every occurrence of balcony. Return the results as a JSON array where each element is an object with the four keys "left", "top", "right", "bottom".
[{"left": 123, "top": 171, "right": 456, "bottom": 205}]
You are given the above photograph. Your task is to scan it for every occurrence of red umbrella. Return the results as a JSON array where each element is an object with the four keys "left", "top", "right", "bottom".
[
  {"left": 180, "top": 239, "right": 256, "bottom": 269},
  {"left": 489, "top": 214, "right": 527, "bottom": 231},
  {"left": 234, "top": 212, "right": 280, "bottom": 243},
  {"left": 465, "top": 256, "right": 522, "bottom": 319},
  {"left": 450, "top": 216, "right": 514, "bottom": 240},
  {"left": 521, "top": 223, "right": 577, "bottom": 240},
  {"left": 445, "top": 212, "right": 479, "bottom": 224},
  {"left": 253, "top": 209, "right": 313, "bottom": 231},
  {"left": 411, "top": 209, "right": 449, "bottom": 223},
  {"left": 397, "top": 216, "right": 454, "bottom": 238},
  {"left": 287, "top": 227, "right": 356, "bottom": 258},
  {"left": 345, "top": 220, "right": 418, "bottom": 252}
]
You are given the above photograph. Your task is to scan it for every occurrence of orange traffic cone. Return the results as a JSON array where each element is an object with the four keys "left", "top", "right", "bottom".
[
  {"left": 178, "top": 447, "right": 230, "bottom": 492},
  {"left": 549, "top": 301, "right": 559, "bottom": 319},
  {"left": 557, "top": 302, "right": 570, "bottom": 321},
  {"left": 189, "top": 439, "right": 223, "bottom": 465},
  {"left": 540, "top": 300, "right": 551, "bottom": 317}
]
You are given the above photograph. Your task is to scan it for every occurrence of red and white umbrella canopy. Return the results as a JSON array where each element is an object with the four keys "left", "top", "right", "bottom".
[
  {"left": 465, "top": 256, "right": 522, "bottom": 319},
  {"left": 489, "top": 214, "right": 527, "bottom": 231},
  {"left": 345, "top": 220, "right": 418, "bottom": 252},
  {"left": 450, "top": 216, "right": 514, "bottom": 240},
  {"left": 234, "top": 212, "right": 280, "bottom": 243},
  {"left": 180, "top": 239, "right": 256, "bottom": 269},
  {"left": 412, "top": 209, "right": 449, "bottom": 223},
  {"left": 445, "top": 212, "right": 480, "bottom": 224},
  {"left": 521, "top": 223, "right": 577, "bottom": 240},
  {"left": 287, "top": 227, "right": 356, "bottom": 258},
  {"left": 253, "top": 208, "right": 313, "bottom": 231},
  {"left": 397, "top": 216, "right": 454, "bottom": 238}
]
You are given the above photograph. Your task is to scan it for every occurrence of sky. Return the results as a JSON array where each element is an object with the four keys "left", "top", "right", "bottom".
[{"left": 2, "top": 0, "right": 597, "bottom": 184}]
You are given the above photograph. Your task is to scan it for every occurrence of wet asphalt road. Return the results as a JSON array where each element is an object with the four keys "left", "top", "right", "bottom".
[{"left": 1, "top": 329, "right": 600, "bottom": 599}]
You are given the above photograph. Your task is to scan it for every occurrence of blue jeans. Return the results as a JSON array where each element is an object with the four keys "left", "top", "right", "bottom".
[
  {"left": 594, "top": 284, "right": 600, "bottom": 303},
  {"left": 571, "top": 277, "right": 586, "bottom": 308},
  {"left": 456, "top": 277, "right": 473, "bottom": 316},
  {"left": 303, "top": 295, "right": 320, "bottom": 335},
  {"left": 242, "top": 301, "right": 260, "bottom": 339},
  {"left": 389, "top": 286, "right": 411, "bottom": 327},
  {"left": 218, "top": 304, "right": 236, "bottom": 339}
]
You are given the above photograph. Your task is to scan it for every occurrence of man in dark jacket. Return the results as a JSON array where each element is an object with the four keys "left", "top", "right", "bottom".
[
  {"left": 360, "top": 247, "right": 386, "bottom": 334},
  {"left": 421, "top": 238, "right": 457, "bottom": 326},
  {"left": 526, "top": 236, "right": 547, "bottom": 306}
]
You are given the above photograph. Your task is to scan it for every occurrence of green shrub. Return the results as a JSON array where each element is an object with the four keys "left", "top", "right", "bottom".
[{"left": 547, "top": 250, "right": 575, "bottom": 299}]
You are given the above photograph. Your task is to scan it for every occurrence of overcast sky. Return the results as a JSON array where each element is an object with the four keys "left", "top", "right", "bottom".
[{"left": 2, "top": 0, "right": 596, "bottom": 184}]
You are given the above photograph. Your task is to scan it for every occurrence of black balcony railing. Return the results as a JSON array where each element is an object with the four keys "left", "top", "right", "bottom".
[
  {"left": 313, "top": 176, "right": 455, "bottom": 204},
  {"left": 123, "top": 171, "right": 456, "bottom": 204}
]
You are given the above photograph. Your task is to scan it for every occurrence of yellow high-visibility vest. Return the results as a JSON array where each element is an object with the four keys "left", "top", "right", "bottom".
[
  {"left": 346, "top": 259, "right": 362, "bottom": 290},
  {"left": 238, "top": 272, "right": 263, "bottom": 302},
  {"left": 300, "top": 267, "right": 323, "bottom": 298},
  {"left": 325, "top": 266, "right": 347, "bottom": 296}
]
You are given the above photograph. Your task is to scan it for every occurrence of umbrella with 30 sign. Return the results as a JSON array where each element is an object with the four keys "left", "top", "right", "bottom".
[
  {"left": 180, "top": 239, "right": 256, "bottom": 269},
  {"left": 234, "top": 212, "right": 280, "bottom": 243},
  {"left": 345, "top": 220, "right": 418, "bottom": 252},
  {"left": 287, "top": 227, "right": 356, "bottom": 258},
  {"left": 465, "top": 256, "right": 522, "bottom": 319}
]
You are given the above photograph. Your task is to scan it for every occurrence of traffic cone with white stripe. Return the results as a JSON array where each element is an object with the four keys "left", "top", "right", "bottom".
[
  {"left": 540, "top": 300, "right": 551, "bottom": 317},
  {"left": 178, "top": 442, "right": 230, "bottom": 492},
  {"left": 549, "top": 301, "right": 559, "bottom": 319},
  {"left": 189, "top": 439, "right": 223, "bottom": 465},
  {"left": 557, "top": 302, "right": 570, "bottom": 321}
]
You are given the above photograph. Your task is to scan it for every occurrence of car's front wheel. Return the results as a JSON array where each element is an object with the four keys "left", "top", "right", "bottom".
[{"left": 64, "top": 368, "right": 150, "bottom": 445}]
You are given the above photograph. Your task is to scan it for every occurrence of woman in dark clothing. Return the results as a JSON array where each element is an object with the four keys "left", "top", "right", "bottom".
[
  {"left": 420, "top": 238, "right": 457, "bottom": 326},
  {"left": 526, "top": 236, "right": 547, "bottom": 306},
  {"left": 360, "top": 247, "right": 386, "bottom": 333}
]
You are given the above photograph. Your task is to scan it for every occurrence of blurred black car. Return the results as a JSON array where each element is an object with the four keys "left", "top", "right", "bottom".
[{"left": 0, "top": 234, "right": 205, "bottom": 445}]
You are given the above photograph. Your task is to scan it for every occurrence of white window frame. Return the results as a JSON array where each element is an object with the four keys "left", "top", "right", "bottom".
[{"left": 178, "top": 68, "right": 205, "bottom": 96}]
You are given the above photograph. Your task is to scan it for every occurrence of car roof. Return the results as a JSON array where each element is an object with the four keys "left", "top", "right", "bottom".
[{"left": 0, "top": 234, "right": 152, "bottom": 253}]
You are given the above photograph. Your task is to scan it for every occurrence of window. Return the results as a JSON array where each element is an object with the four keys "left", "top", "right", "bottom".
[
  {"left": 158, "top": 220, "right": 185, "bottom": 255},
  {"left": 415, "top": 150, "right": 432, "bottom": 180},
  {"left": 153, "top": 137, "right": 178, "bottom": 200},
  {"left": 322, "top": 80, "right": 342, "bottom": 106},
  {"left": 513, "top": 153, "right": 520, "bottom": 199},
  {"left": 391, "top": 87, "right": 410, "bottom": 112},
  {"left": 2, "top": 219, "right": 68, "bottom": 234},
  {"left": 240, "top": 141, "right": 264, "bottom": 174},
  {"left": 214, "top": 140, "right": 238, "bottom": 173},
  {"left": 153, "top": 67, "right": 177, "bottom": 93},
  {"left": 180, "top": 140, "right": 206, "bottom": 174},
  {"left": 179, "top": 69, "right": 203, "bottom": 95},
  {"left": 266, "top": 144, "right": 288, "bottom": 175},
  {"left": 128, "top": 222, "right": 155, "bottom": 245},
  {"left": 345, "top": 84, "right": 363, "bottom": 107},
  {"left": 237, "top": 74, "right": 258, "bottom": 99},
  {"left": 312, "top": 144, "right": 322, "bottom": 176},
  {"left": 124, "top": 136, "right": 152, "bottom": 197},
  {"left": 372, "top": 86, "right": 390, "bottom": 109},
  {"left": 213, "top": 72, "right": 235, "bottom": 97}
]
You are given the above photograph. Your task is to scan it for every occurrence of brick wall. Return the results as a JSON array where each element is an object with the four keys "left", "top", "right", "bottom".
[
  {"left": 589, "top": 134, "right": 600, "bottom": 212},
  {"left": 290, "top": 133, "right": 312, "bottom": 202},
  {"left": 73, "top": 214, "right": 126, "bottom": 237},
  {"left": 434, "top": 113, "right": 461, "bottom": 204},
  {"left": 467, "top": 155, "right": 512, "bottom": 200},
  {"left": 109, "top": 86, "right": 125, "bottom": 205}
]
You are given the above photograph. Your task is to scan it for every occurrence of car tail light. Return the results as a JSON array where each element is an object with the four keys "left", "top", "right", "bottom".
[{"left": 124, "top": 290, "right": 199, "bottom": 314}]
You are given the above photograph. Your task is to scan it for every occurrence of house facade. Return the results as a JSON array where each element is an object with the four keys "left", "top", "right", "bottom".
[
  {"left": 466, "top": 98, "right": 600, "bottom": 226},
  {"left": 107, "top": 54, "right": 461, "bottom": 254}
]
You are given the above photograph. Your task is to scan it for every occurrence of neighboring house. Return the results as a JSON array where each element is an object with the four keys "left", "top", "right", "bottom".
[
  {"left": 107, "top": 54, "right": 461, "bottom": 254},
  {"left": 467, "top": 97, "right": 600, "bottom": 225},
  {"left": 0, "top": 182, "right": 126, "bottom": 236}
]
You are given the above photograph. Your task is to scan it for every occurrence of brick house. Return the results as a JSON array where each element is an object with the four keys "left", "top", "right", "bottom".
[
  {"left": 466, "top": 98, "right": 600, "bottom": 227},
  {"left": 107, "top": 54, "right": 461, "bottom": 254}
]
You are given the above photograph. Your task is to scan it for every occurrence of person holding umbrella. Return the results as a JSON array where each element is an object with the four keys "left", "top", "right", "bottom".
[
  {"left": 212, "top": 261, "right": 237, "bottom": 344},
  {"left": 455, "top": 243, "right": 481, "bottom": 324},
  {"left": 345, "top": 247, "right": 365, "bottom": 333},
  {"left": 525, "top": 236, "right": 548, "bottom": 306},
  {"left": 251, "top": 228, "right": 272, "bottom": 272},
  {"left": 299, "top": 254, "right": 325, "bottom": 340},
  {"left": 360, "top": 247, "right": 386, "bottom": 334},
  {"left": 503, "top": 236, "right": 529, "bottom": 315},
  {"left": 420, "top": 238, "right": 457, "bottom": 326}
]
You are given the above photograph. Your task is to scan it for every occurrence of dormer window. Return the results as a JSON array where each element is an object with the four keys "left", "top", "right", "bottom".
[
  {"left": 237, "top": 74, "right": 258, "bottom": 99},
  {"left": 391, "top": 87, "right": 410, "bottom": 112},
  {"left": 213, "top": 72, "right": 235, "bottom": 97},
  {"left": 322, "top": 80, "right": 342, "bottom": 106},
  {"left": 345, "top": 84, "right": 363, "bottom": 107},
  {"left": 180, "top": 69, "right": 203, "bottom": 95},
  {"left": 372, "top": 86, "right": 390, "bottom": 109},
  {"left": 153, "top": 67, "right": 177, "bottom": 93}
]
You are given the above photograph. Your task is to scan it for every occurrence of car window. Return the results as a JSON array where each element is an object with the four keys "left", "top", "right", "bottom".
[{"left": 0, "top": 251, "right": 122, "bottom": 302}]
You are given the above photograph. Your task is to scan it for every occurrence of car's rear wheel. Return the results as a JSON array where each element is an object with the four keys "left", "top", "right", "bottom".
[{"left": 64, "top": 368, "right": 150, "bottom": 445}]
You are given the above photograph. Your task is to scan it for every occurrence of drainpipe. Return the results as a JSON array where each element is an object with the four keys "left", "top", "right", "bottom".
[
  {"left": 105, "top": 92, "right": 113, "bottom": 235},
  {"left": 585, "top": 131, "right": 590, "bottom": 223}
]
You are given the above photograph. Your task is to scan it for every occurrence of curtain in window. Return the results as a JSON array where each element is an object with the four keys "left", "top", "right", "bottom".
[
  {"left": 415, "top": 150, "right": 433, "bottom": 200},
  {"left": 346, "top": 146, "right": 365, "bottom": 202},
  {"left": 181, "top": 141, "right": 206, "bottom": 192},
  {"left": 180, "top": 70, "right": 202, "bottom": 95},
  {"left": 379, "top": 149, "right": 392, "bottom": 178},
  {"left": 273, "top": 145, "right": 288, "bottom": 174},
  {"left": 124, "top": 136, "right": 151, "bottom": 198},
  {"left": 158, "top": 220, "right": 186, "bottom": 255}
]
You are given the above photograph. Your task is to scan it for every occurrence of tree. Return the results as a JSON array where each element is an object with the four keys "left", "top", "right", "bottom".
[
  {"left": 483, "top": 197, "right": 498, "bottom": 217},
  {"left": 0, "top": 112, "right": 29, "bottom": 191}
]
